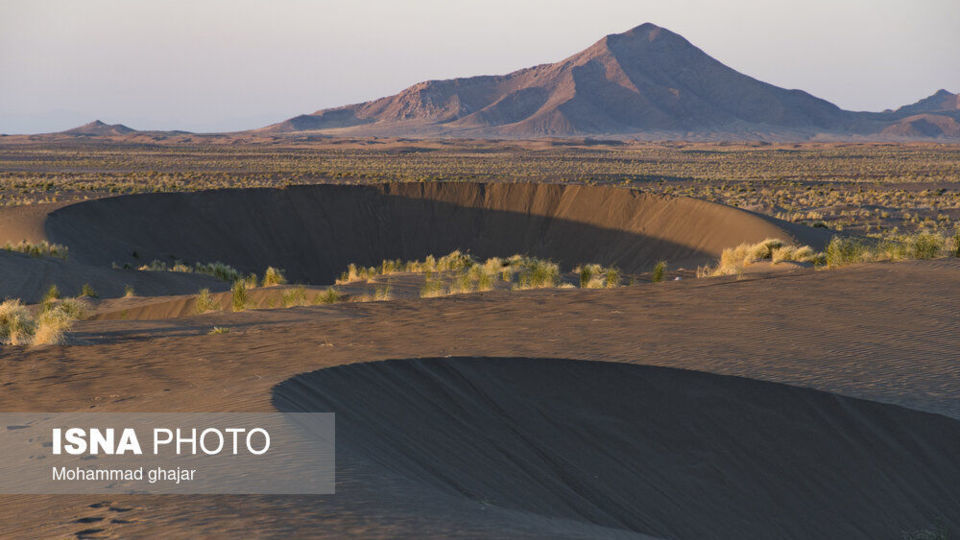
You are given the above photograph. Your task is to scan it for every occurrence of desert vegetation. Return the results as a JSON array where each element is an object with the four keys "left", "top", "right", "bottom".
[
  {"left": 698, "top": 230, "right": 960, "bottom": 278},
  {"left": 138, "top": 259, "right": 242, "bottom": 282},
  {"left": 2, "top": 240, "right": 68, "bottom": 259},
  {"left": 194, "top": 288, "right": 218, "bottom": 314},
  {"left": 2, "top": 141, "right": 959, "bottom": 237},
  {"left": 336, "top": 250, "right": 630, "bottom": 298},
  {"left": 0, "top": 296, "right": 87, "bottom": 346},
  {"left": 823, "top": 232, "right": 958, "bottom": 267},
  {"left": 699, "top": 238, "right": 823, "bottom": 277},
  {"left": 262, "top": 266, "right": 288, "bottom": 287},
  {"left": 191, "top": 283, "right": 346, "bottom": 316},
  {"left": 230, "top": 280, "right": 248, "bottom": 312}
]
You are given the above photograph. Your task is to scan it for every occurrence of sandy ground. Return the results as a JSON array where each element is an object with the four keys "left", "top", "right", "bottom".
[{"left": 1, "top": 260, "right": 959, "bottom": 538}]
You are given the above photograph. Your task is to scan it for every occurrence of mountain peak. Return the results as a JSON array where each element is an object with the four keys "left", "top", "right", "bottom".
[
  {"left": 622, "top": 22, "right": 663, "bottom": 35},
  {"left": 895, "top": 89, "right": 960, "bottom": 115}
]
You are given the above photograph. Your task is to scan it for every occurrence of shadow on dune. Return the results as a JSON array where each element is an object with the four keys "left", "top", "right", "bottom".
[
  {"left": 272, "top": 357, "right": 960, "bottom": 539},
  {"left": 46, "top": 183, "right": 829, "bottom": 284}
]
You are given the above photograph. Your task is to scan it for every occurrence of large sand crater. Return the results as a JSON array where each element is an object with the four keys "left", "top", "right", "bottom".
[
  {"left": 45, "top": 183, "right": 828, "bottom": 284},
  {"left": 273, "top": 357, "right": 960, "bottom": 538}
]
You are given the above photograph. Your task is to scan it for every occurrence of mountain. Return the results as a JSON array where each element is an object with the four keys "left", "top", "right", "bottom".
[
  {"left": 894, "top": 89, "right": 960, "bottom": 116},
  {"left": 265, "top": 23, "right": 856, "bottom": 137},
  {"left": 62, "top": 120, "right": 136, "bottom": 136}
]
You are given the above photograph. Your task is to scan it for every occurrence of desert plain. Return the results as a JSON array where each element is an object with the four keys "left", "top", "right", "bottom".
[{"left": 0, "top": 137, "right": 958, "bottom": 538}]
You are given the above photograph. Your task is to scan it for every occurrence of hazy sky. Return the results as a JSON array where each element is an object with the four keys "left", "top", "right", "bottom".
[{"left": 2, "top": 0, "right": 958, "bottom": 133}]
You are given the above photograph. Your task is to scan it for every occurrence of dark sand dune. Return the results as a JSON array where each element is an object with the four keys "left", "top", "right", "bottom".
[
  {"left": 0, "top": 250, "right": 227, "bottom": 303},
  {"left": 45, "top": 183, "right": 829, "bottom": 284},
  {"left": 274, "top": 357, "right": 960, "bottom": 539}
]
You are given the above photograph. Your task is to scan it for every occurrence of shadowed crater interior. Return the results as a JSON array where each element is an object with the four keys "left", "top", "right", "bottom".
[
  {"left": 273, "top": 357, "right": 960, "bottom": 539},
  {"left": 46, "top": 182, "right": 827, "bottom": 284}
]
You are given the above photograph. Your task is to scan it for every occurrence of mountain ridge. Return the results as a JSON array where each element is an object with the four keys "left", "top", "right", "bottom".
[
  {"left": 259, "top": 23, "right": 957, "bottom": 139},
  {"left": 45, "top": 24, "right": 960, "bottom": 141}
]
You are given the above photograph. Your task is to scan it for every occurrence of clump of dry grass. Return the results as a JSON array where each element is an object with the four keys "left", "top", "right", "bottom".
[
  {"left": 262, "top": 267, "right": 287, "bottom": 287},
  {"left": 701, "top": 238, "right": 823, "bottom": 277},
  {"left": 0, "top": 300, "right": 34, "bottom": 345},
  {"left": 281, "top": 286, "right": 308, "bottom": 307},
  {"left": 194, "top": 288, "right": 219, "bottom": 314},
  {"left": 420, "top": 278, "right": 447, "bottom": 298},
  {"left": 338, "top": 250, "right": 477, "bottom": 284},
  {"left": 373, "top": 283, "right": 393, "bottom": 301},
  {"left": 0, "top": 297, "right": 88, "bottom": 346}
]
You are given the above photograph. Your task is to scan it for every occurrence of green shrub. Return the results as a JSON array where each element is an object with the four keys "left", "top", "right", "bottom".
[
  {"left": 825, "top": 236, "right": 870, "bottom": 267},
  {"left": 578, "top": 264, "right": 595, "bottom": 288},
  {"left": 313, "top": 288, "right": 343, "bottom": 305},
  {"left": 910, "top": 233, "right": 944, "bottom": 259},
  {"left": 231, "top": 280, "right": 248, "bottom": 312},
  {"left": 516, "top": 258, "right": 560, "bottom": 289},
  {"left": 604, "top": 267, "right": 621, "bottom": 288},
  {"left": 79, "top": 283, "right": 98, "bottom": 298},
  {"left": 140, "top": 259, "right": 241, "bottom": 282},
  {"left": 197, "top": 261, "right": 241, "bottom": 282},
  {"left": 651, "top": 261, "right": 666, "bottom": 283},
  {"left": 42, "top": 284, "right": 61, "bottom": 303}
]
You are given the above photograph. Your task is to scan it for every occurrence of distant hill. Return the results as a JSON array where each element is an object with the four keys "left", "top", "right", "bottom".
[
  {"left": 62, "top": 120, "right": 135, "bottom": 136},
  {"left": 881, "top": 114, "right": 960, "bottom": 138}
]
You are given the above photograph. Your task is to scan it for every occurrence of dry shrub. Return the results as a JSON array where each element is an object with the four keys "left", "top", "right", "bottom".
[
  {"left": 262, "top": 267, "right": 287, "bottom": 287},
  {"left": 0, "top": 297, "right": 87, "bottom": 346},
  {"left": 281, "top": 286, "right": 308, "bottom": 307},
  {"left": 0, "top": 300, "right": 34, "bottom": 345}
]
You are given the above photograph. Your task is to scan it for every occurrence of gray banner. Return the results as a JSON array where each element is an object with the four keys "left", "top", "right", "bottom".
[{"left": 0, "top": 413, "right": 334, "bottom": 494}]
